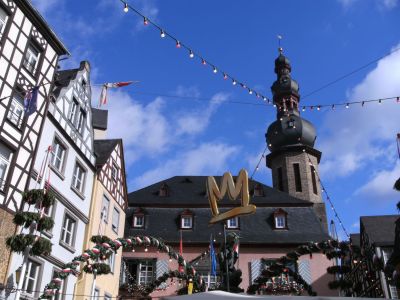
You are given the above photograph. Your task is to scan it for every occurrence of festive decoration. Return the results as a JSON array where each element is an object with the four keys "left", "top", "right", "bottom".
[
  {"left": 99, "top": 81, "right": 136, "bottom": 107},
  {"left": 6, "top": 234, "right": 35, "bottom": 254},
  {"left": 21, "top": 189, "right": 55, "bottom": 207}
]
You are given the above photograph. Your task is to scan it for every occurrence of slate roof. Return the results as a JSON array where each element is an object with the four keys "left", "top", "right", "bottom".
[
  {"left": 93, "top": 139, "right": 119, "bottom": 166},
  {"left": 128, "top": 176, "right": 312, "bottom": 208},
  {"left": 124, "top": 206, "right": 329, "bottom": 245},
  {"left": 53, "top": 68, "right": 79, "bottom": 98},
  {"left": 92, "top": 108, "right": 108, "bottom": 130},
  {"left": 361, "top": 215, "right": 398, "bottom": 246}
]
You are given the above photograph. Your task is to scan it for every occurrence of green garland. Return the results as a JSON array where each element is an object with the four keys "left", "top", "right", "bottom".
[
  {"left": 22, "top": 189, "right": 55, "bottom": 207},
  {"left": 37, "top": 216, "right": 55, "bottom": 231},
  {"left": 31, "top": 237, "right": 52, "bottom": 256},
  {"left": 83, "top": 263, "right": 111, "bottom": 275},
  {"left": 6, "top": 234, "right": 35, "bottom": 253},
  {"left": 13, "top": 212, "right": 54, "bottom": 231}
]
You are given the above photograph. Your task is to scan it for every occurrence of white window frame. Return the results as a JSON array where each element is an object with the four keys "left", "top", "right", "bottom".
[
  {"left": 111, "top": 163, "right": 118, "bottom": 181},
  {"left": 138, "top": 261, "right": 154, "bottom": 285},
  {"left": 0, "top": 143, "right": 12, "bottom": 191},
  {"left": 21, "top": 259, "right": 41, "bottom": 297},
  {"left": 68, "top": 99, "right": 78, "bottom": 124},
  {"left": 181, "top": 216, "right": 193, "bottom": 229},
  {"left": 24, "top": 43, "right": 40, "bottom": 74},
  {"left": 92, "top": 287, "right": 100, "bottom": 300},
  {"left": 107, "top": 251, "right": 115, "bottom": 273},
  {"left": 104, "top": 294, "right": 112, "bottom": 300},
  {"left": 133, "top": 215, "right": 144, "bottom": 228},
  {"left": 112, "top": 207, "right": 120, "bottom": 233},
  {"left": 51, "top": 138, "right": 66, "bottom": 172},
  {"left": 76, "top": 108, "right": 86, "bottom": 134},
  {"left": 275, "top": 215, "right": 286, "bottom": 229},
  {"left": 227, "top": 217, "right": 239, "bottom": 229},
  {"left": 72, "top": 162, "right": 86, "bottom": 193},
  {"left": 101, "top": 195, "right": 110, "bottom": 223},
  {"left": 7, "top": 93, "right": 24, "bottom": 128},
  {"left": 60, "top": 214, "right": 76, "bottom": 247},
  {"left": 0, "top": 7, "right": 7, "bottom": 35}
]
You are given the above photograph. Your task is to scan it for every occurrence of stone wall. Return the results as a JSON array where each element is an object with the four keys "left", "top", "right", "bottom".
[{"left": 0, "top": 209, "right": 15, "bottom": 284}]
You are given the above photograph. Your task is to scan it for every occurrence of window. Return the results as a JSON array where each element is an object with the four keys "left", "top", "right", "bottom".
[
  {"left": 253, "top": 183, "right": 264, "bottom": 197},
  {"left": 68, "top": 99, "right": 78, "bottom": 123},
  {"left": 72, "top": 162, "right": 86, "bottom": 193},
  {"left": 181, "top": 216, "right": 193, "bottom": 229},
  {"left": 24, "top": 43, "right": 40, "bottom": 74},
  {"left": 111, "top": 163, "right": 118, "bottom": 181},
  {"left": 277, "top": 167, "right": 284, "bottom": 191},
  {"left": 92, "top": 288, "right": 100, "bottom": 300},
  {"left": 51, "top": 138, "right": 66, "bottom": 172},
  {"left": 104, "top": 294, "right": 111, "bottom": 300},
  {"left": 275, "top": 215, "right": 286, "bottom": 228},
  {"left": 138, "top": 261, "right": 154, "bottom": 285},
  {"left": 51, "top": 270, "right": 66, "bottom": 300},
  {"left": 0, "top": 142, "right": 12, "bottom": 191},
  {"left": 107, "top": 251, "right": 115, "bottom": 273},
  {"left": 7, "top": 93, "right": 24, "bottom": 128},
  {"left": 101, "top": 195, "right": 110, "bottom": 222},
  {"left": 310, "top": 165, "right": 318, "bottom": 195},
  {"left": 293, "top": 163, "right": 302, "bottom": 192},
  {"left": 60, "top": 214, "right": 76, "bottom": 247},
  {"left": 76, "top": 108, "right": 86, "bottom": 135},
  {"left": 133, "top": 215, "right": 144, "bottom": 228},
  {"left": 21, "top": 259, "right": 41, "bottom": 297},
  {"left": 112, "top": 207, "right": 120, "bottom": 233},
  {"left": 0, "top": 7, "right": 7, "bottom": 35},
  {"left": 227, "top": 217, "right": 239, "bottom": 229}
]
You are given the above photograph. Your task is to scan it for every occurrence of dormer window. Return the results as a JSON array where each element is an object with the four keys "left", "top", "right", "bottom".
[
  {"left": 180, "top": 210, "right": 193, "bottom": 229},
  {"left": 253, "top": 183, "right": 264, "bottom": 197},
  {"left": 132, "top": 208, "right": 145, "bottom": 228},
  {"left": 159, "top": 183, "right": 169, "bottom": 197},
  {"left": 227, "top": 217, "right": 239, "bottom": 229},
  {"left": 273, "top": 208, "right": 288, "bottom": 229}
]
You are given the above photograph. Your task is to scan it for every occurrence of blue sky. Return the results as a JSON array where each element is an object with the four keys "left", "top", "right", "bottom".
[{"left": 33, "top": 0, "right": 400, "bottom": 239}]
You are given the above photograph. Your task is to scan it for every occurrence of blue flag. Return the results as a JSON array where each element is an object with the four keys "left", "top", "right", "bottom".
[
  {"left": 24, "top": 86, "right": 39, "bottom": 117},
  {"left": 210, "top": 235, "right": 217, "bottom": 276}
]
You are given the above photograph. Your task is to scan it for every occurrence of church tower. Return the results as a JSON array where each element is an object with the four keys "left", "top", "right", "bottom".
[{"left": 265, "top": 48, "right": 327, "bottom": 230}]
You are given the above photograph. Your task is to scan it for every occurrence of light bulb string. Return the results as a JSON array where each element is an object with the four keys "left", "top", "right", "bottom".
[
  {"left": 250, "top": 144, "right": 268, "bottom": 180},
  {"left": 305, "top": 152, "right": 349, "bottom": 238},
  {"left": 119, "top": 0, "right": 270, "bottom": 103}
]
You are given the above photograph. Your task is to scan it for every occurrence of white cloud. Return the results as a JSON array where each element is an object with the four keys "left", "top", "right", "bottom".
[
  {"left": 337, "top": 0, "right": 398, "bottom": 9},
  {"left": 133, "top": 142, "right": 240, "bottom": 189},
  {"left": 31, "top": 0, "right": 61, "bottom": 15},
  {"left": 318, "top": 42, "right": 400, "bottom": 179},
  {"left": 381, "top": 0, "right": 399, "bottom": 9},
  {"left": 351, "top": 222, "right": 360, "bottom": 228},
  {"left": 337, "top": 0, "right": 358, "bottom": 8},
  {"left": 354, "top": 162, "right": 400, "bottom": 199},
  {"left": 175, "top": 92, "right": 229, "bottom": 136}
]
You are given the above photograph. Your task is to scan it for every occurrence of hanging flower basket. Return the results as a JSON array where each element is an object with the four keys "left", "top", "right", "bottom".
[
  {"left": 31, "top": 237, "right": 52, "bottom": 256},
  {"left": 6, "top": 234, "right": 35, "bottom": 253},
  {"left": 13, "top": 211, "right": 41, "bottom": 228},
  {"left": 37, "top": 216, "right": 55, "bottom": 232},
  {"left": 22, "top": 189, "right": 55, "bottom": 208}
]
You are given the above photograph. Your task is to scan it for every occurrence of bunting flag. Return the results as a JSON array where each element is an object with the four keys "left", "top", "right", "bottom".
[
  {"left": 24, "top": 86, "right": 39, "bottom": 117},
  {"left": 397, "top": 133, "right": 400, "bottom": 159},
  {"left": 98, "top": 81, "right": 136, "bottom": 107},
  {"left": 179, "top": 230, "right": 184, "bottom": 273},
  {"left": 210, "top": 235, "right": 217, "bottom": 276}
]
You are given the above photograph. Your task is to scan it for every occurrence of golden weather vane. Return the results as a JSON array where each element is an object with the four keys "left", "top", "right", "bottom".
[{"left": 206, "top": 169, "right": 256, "bottom": 224}]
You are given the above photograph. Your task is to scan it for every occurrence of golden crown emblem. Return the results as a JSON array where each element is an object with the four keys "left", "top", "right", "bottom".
[{"left": 207, "top": 169, "right": 256, "bottom": 224}]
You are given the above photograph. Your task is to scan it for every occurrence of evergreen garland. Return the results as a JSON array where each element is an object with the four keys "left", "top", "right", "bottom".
[
  {"left": 6, "top": 234, "right": 35, "bottom": 253},
  {"left": 31, "top": 237, "right": 52, "bottom": 256}
]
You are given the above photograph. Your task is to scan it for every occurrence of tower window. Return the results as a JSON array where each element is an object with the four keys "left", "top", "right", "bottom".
[
  {"left": 273, "top": 208, "right": 288, "bottom": 229},
  {"left": 293, "top": 163, "right": 302, "bottom": 192},
  {"left": 277, "top": 167, "right": 284, "bottom": 191},
  {"left": 310, "top": 165, "right": 318, "bottom": 195}
]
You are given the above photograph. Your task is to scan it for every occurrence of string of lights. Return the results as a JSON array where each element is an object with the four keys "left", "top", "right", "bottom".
[
  {"left": 250, "top": 145, "right": 268, "bottom": 180},
  {"left": 119, "top": 0, "right": 272, "bottom": 104},
  {"left": 302, "top": 45, "right": 400, "bottom": 99},
  {"left": 304, "top": 151, "right": 350, "bottom": 238}
]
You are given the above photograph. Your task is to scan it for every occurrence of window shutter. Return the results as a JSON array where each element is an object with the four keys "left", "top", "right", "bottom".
[
  {"left": 250, "top": 260, "right": 262, "bottom": 283},
  {"left": 298, "top": 260, "right": 312, "bottom": 285}
]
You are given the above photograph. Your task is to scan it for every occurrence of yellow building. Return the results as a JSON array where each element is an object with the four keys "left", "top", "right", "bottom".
[{"left": 75, "top": 137, "right": 128, "bottom": 299}]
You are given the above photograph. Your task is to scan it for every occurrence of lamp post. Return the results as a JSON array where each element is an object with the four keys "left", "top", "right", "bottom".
[{"left": 223, "top": 224, "right": 230, "bottom": 292}]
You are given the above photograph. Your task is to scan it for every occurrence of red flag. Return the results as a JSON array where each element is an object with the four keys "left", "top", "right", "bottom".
[{"left": 179, "top": 231, "right": 184, "bottom": 273}]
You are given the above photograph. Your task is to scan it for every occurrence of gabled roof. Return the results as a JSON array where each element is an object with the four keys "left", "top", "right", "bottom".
[
  {"left": 361, "top": 215, "right": 398, "bottom": 246},
  {"left": 128, "top": 176, "right": 312, "bottom": 208},
  {"left": 124, "top": 206, "right": 329, "bottom": 245},
  {"left": 350, "top": 233, "right": 360, "bottom": 247},
  {"left": 93, "top": 139, "right": 120, "bottom": 167},
  {"left": 52, "top": 61, "right": 89, "bottom": 98},
  {"left": 92, "top": 108, "right": 108, "bottom": 130}
]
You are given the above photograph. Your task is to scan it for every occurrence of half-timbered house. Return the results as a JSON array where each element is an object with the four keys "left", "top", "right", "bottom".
[
  {"left": 75, "top": 136, "right": 128, "bottom": 299},
  {"left": 0, "top": 0, "right": 68, "bottom": 292},
  {"left": 7, "top": 61, "right": 96, "bottom": 299}
]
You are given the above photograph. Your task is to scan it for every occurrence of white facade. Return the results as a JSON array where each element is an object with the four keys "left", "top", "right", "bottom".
[{"left": 7, "top": 63, "right": 95, "bottom": 300}]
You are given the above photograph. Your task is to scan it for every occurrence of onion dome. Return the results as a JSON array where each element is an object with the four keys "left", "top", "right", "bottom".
[{"left": 266, "top": 114, "right": 316, "bottom": 152}]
